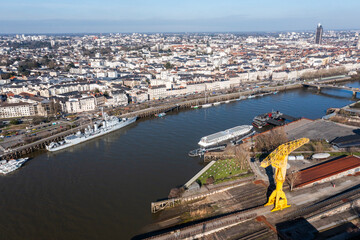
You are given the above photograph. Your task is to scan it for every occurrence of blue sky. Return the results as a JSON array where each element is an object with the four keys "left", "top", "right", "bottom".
[{"left": 0, "top": 0, "right": 359, "bottom": 33}]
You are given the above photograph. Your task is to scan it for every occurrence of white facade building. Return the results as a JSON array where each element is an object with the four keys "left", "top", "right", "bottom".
[
  {"left": 64, "top": 97, "right": 96, "bottom": 113},
  {"left": 0, "top": 102, "right": 36, "bottom": 118}
]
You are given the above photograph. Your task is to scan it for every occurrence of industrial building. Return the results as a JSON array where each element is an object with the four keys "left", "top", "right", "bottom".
[{"left": 295, "top": 155, "right": 360, "bottom": 188}]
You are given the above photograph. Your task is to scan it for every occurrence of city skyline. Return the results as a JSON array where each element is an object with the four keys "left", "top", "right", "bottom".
[{"left": 1, "top": 0, "right": 360, "bottom": 33}]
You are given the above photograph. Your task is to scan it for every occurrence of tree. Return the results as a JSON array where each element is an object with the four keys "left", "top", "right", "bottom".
[
  {"left": 0, "top": 72, "right": 15, "bottom": 79},
  {"left": 10, "top": 119, "right": 20, "bottom": 125},
  {"left": 164, "top": 62, "right": 174, "bottom": 70},
  {"left": 300, "top": 66, "right": 346, "bottom": 80},
  {"left": 255, "top": 128, "right": 288, "bottom": 152},
  {"left": 235, "top": 145, "right": 250, "bottom": 170},
  {"left": 65, "top": 62, "right": 75, "bottom": 72},
  {"left": 31, "top": 116, "right": 46, "bottom": 125},
  {"left": 47, "top": 61, "right": 56, "bottom": 69},
  {"left": 50, "top": 101, "right": 62, "bottom": 115},
  {"left": 206, "top": 176, "right": 215, "bottom": 185},
  {"left": 286, "top": 169, "right": 301, "bottom": 191}
]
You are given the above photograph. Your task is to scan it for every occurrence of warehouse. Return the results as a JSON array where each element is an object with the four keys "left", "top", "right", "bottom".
[{"left": 295, "top": 155, "right": 360, "bottom": 188}]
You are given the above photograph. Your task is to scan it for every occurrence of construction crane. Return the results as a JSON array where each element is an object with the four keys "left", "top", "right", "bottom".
[{"left": 261, "top": 138, "right": 309, "bottom": 212}]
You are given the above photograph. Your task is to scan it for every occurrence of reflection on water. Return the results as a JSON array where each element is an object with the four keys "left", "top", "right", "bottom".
[{"left": 0, "top": 83, "right": 359, "bottom": 240}]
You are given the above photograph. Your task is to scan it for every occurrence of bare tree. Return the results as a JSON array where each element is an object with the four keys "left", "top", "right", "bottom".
[
  {"left": 255, "top": 128, "right": 288, "bottom": 152},
  {"left": 235, "top": 145, "right": 250, "bottom": 170},
  {"left": 286, "top": 169, "right": 302, "bottom": 191},
  {"left": 168, "top": 187, "right": 184, "bottom": 198},
  {"left": 312, "top": 141, "right": 324, "bottom": 153},
  {"left": 301, "top": 66, "right": 346, "bottom": 80}
]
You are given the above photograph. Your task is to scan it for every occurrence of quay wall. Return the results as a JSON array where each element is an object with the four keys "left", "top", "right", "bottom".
[
  {"left": 120, "top": 76, "right": 352, "bottom": 119},
  {"left": 151, "top": 176, "right": 255, "bottom": 213},
  {"left": 1, "top": 76, "right": 352, "bottom": 159},
  {"left": 0, "top": 125, "right": 89, "bottom": 160}
]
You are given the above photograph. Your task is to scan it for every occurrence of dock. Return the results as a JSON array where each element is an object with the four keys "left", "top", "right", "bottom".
[
  {"left": 119, "top": 85, "right": 298, "bottom": 119},
  {"left": 0, "top": 125, "right": 89, "bottom": 160}
]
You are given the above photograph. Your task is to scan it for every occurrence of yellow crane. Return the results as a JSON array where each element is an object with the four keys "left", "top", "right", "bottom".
[{"left": 261, "top": 138, "right": 309, "bottom": 212}]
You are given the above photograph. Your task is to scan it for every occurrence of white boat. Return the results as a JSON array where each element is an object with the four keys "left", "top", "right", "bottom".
[
  {"left": 238, "top": 96, "right": 246, "bottom": 101},
  {"left": 198, "top": 125, "right": 253, "bottom": 148},
  {"left": 202, "top": 103, "right": 212, "bottom": 108},
  {"left": 213, "top": 102, "right": 221, "bottom": 106},
  {"left": 0, "top": 158, "right": 29, "bottom": 175},
  {"left": 46, "top": 114, "right": 137, "bottom": 152},
  {"left": 155, "top": 112, "right": 166, "bottom": 117},
  {"left": 248, "top": 95, "right": 256, "bottom": 99},
  {"left": 225, "top": 100, "right": 230, "bottom": 103}
]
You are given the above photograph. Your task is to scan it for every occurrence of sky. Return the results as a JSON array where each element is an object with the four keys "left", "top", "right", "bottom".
[{"left": 0, "top": 0, "right": 359, "bottom": 33}]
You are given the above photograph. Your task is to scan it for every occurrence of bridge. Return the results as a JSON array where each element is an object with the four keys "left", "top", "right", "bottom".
[{"left": 302, "top": 82, "right": 360, "bottom": 97}]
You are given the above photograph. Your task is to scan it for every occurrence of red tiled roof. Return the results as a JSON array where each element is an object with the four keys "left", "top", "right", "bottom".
[{"left": 296, "top": 155, "right": 360, "bottom": 188}]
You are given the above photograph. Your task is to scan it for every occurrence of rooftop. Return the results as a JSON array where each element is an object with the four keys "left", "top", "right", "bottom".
[{"left": 296, "top": 155, "right": 360, "bottom": 188}]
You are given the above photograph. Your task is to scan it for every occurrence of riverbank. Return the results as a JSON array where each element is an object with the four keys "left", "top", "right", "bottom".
[
  {"left": 119, "top": 76, "right": 352, "bottom": 119},
  {"left": 2, "top": 80, "right": 360, "bottom": 240},
  {"left": 139, "top": 117, "right": 360, "bottom": 239},
  {"left": 0, "top": 76, "right": 353, "bottom": 160}
]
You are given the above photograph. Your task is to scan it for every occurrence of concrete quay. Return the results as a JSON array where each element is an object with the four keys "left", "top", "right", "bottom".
[
  {"left": 0, "top": 124, "right": 88, "bottom": 160},
  {"left": 140, "top": 176, "right": 360, "bottom": 240},
  {"left": 121, "top": 76, "right": 352, "bottom": 119},
  {"left": 0, "top": 76, "right": 352, "bottom": 160},
  {"left": 120, "top": 84, "right": 299, "bottom": 119}
]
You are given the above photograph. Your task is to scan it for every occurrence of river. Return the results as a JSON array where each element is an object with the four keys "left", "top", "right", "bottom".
[{"left": 1, "top": 81, "right": 360, "bottom": 239}]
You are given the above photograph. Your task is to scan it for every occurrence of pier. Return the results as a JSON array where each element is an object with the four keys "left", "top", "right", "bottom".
[{"left": 0, "top": 125, "right": 89, "bottom": 160}]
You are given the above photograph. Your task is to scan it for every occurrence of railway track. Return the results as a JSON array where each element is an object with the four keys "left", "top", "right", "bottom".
[
  {"left": 286, "top": 185, "right": 360, "bottom": 220},
  {"left": 236, "top": 228, "right": 272, "bottom": 240}
]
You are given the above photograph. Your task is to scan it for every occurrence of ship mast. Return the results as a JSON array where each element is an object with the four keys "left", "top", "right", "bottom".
[{"left": 205, "top": 84, "right": 207, "bottom": 104}]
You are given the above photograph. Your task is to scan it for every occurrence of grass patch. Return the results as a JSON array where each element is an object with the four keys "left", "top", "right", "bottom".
[
  {"left": 329, "top": 152, "right": 360, "bottom": 157},
  {"left": 296, "top": 140, "right": 332, "bottom": 152},
  {"left": 197, "top": 159, "right": 250, "bottom": 185},
  {"left": 350, "top": 101, "right": 360, "bottom": 109}
]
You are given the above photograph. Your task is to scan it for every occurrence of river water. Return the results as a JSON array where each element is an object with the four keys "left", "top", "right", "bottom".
[{"left": 1, "top": 81, "right": 360, "bottom": 239}]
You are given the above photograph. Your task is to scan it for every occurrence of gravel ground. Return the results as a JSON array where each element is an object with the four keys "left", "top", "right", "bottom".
[{"left": 285, "top": 119, "right": 358, "bottom": 142}]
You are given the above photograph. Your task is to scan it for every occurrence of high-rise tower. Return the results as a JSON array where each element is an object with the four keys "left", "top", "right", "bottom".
[{"left": 315, "top": 23, "right": 323, "bottom": 44}]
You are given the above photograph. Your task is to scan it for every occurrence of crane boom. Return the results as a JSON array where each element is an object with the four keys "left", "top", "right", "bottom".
[{"left": 261, "top": 138, "right": 309, "bottom": 212}]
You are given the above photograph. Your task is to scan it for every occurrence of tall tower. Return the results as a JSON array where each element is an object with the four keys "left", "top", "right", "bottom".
[{"left": 315, "top": 23, "right": 323, "bottom": 44}]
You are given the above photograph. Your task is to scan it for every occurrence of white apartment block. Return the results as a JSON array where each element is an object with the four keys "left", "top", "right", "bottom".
[
  {"left": 148, "top": 85, "right": 166, "bottom": 100},
  {"left": 0, "top": 102, "right": 35, "bottom": 118},
  {"left": 64, "top": 97, "right": 96, "bottom": 113}
]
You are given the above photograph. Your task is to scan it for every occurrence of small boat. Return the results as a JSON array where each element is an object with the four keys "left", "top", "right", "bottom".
[
  {"left": 202, "top": 103, "right": 212, "bottom": 108},
  {"left": 273, "top": 91, "right": 278, "bottom": 94},
  {"left": 191, "top": 105, "right": 199, "bottom": 109},
  {"left": 248, "top": 95, "right": 256, "bottom": 99},
  {"left": 155, "top": 112, "right": 166, "bottom": 117},
  {"left": 188, "top": 148, "right": 206, "bottom": 157},
  {"left": 225, "top": 100, "right": 230, "bottom": 103},
  {"left": 213, "top": 102, "right": 221, "bottom": 106},
  {"left": 238, "top": 96, "right": 246, "bottom": 100},
  {"left": 0, "top": 158, "right": 29, "bottom": 175}
]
